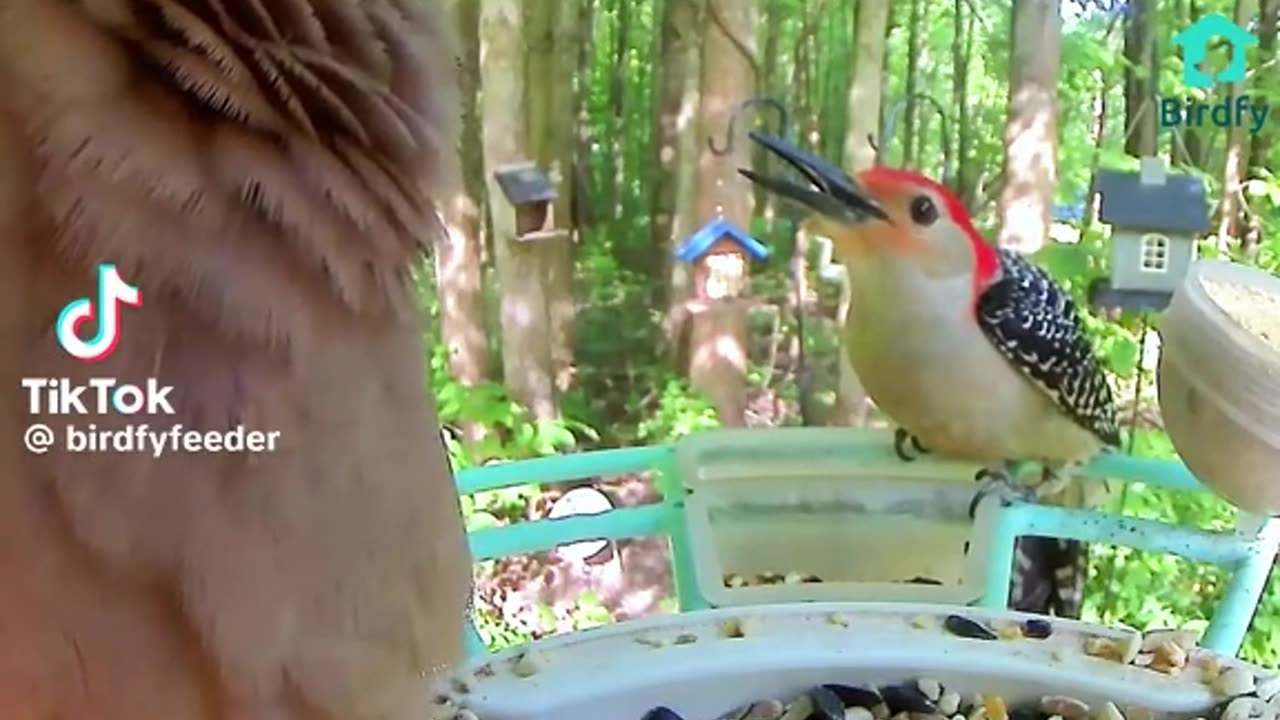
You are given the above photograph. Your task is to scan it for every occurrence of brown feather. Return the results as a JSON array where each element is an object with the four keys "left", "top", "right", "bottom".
[{"left": 0, "top": 0, "right": 468, "bottom": 717}]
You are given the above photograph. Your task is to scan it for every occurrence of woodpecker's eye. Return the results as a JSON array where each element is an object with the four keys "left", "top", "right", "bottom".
[{"left": 909, "top": 195, "right": 938, "bottom": 226}]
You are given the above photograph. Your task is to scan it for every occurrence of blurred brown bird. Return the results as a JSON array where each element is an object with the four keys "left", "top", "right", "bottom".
[{"left": 0, "top": 1, "right": 471, "bottom": 718}]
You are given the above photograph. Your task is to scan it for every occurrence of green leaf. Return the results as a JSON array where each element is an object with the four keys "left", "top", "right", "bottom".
[
  {"left": 1106, "top": 336, "right": 1141, "bottom": 376},
  {"left": 464, "top": 510, "right": 501, "bottom": 532}
]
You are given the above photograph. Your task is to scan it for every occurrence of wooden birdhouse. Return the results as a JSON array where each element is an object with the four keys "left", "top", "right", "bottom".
[
  {"left": 492, "top": 162, "right": 567, "bottom": 242},
  {"left": 1090, "top": 157, "right": 1211, "bottom": 313},
  {"left": 674, "top": 218, "right": 770, "bottom": 301}
]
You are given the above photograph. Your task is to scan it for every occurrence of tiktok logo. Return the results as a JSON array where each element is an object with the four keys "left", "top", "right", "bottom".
[{"left": 55, "top": 264, "right": 142, "bottom": 362}]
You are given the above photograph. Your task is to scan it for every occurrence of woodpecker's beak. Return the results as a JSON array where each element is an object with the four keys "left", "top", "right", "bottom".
[{"left": 738, "top": 130, "right": 890, "bottom": 225}]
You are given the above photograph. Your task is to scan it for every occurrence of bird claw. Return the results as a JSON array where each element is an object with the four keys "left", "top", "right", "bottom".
[
  {"left": 1035, "top": 465, "right": 1072, "bottom": 500},
  {"left": 893, "top": 427, "right": 931, "bottom": 462},
  {"left": 968, "top": 466, "right": 1034, "bottom": 518}
]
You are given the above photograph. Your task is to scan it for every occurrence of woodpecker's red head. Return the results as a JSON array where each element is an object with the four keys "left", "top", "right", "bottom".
[{"left": 740, "top": 131, "right": 999, "bottom": 288}]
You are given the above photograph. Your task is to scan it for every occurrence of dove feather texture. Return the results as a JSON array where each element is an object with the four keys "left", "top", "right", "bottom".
[{"left": 0, "top": 1, "right": 470, "bottom": 718}]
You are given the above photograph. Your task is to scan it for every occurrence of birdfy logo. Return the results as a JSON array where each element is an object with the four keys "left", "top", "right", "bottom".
[
  {"left": 55, "top": 263, "right": 142, "bottom": 362},
  {"left": 1162, "top": 14, "right": 1269, "bottom": 136}
]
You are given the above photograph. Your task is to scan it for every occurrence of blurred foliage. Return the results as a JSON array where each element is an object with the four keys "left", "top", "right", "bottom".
[{"left": 425, "top": 0, "right": 1280, "bottom": 666}]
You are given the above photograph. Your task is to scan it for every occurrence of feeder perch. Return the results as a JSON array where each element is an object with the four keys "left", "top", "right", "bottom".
[
  {"left": 492, "top": 162, "right": 567, "bottom": 242},
  {"left": 1088, "top": 156, "right": 1211, "bottom": 314},
  {"left": 674, "top": 218, "right": 770, "bottom": 301}
]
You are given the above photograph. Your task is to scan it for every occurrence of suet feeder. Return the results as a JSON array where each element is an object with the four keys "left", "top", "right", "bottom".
[
  {"left": 492, "top": 162, "right": 568, "bottom": 242},
  {"left": 674, "top": 218, "right": 770, "bottom": 301},
  {"left": 1088, "top": 156, "right": 1211, "bottom": 314}
]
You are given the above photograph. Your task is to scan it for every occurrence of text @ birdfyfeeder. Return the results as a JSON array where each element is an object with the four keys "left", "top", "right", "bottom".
[{"left": 23, "top": 423, "right": 282, "bottom": 457}]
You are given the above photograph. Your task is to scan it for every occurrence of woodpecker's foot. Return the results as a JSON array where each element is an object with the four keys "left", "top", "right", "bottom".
[
  {"left": 1036, "top": 462, "right": 1112, "bottom": 507},
  {"left": 893, "top": 427, "right": 931, "bottom": 462},
  {"left": 1034, "top": 464, "right": 1072, "bottom": 500},
  {"left": 968, "top": 465, "right": 1034, "bottom": 518}
]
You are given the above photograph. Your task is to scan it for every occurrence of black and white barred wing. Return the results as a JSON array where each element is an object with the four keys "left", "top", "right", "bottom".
[{"left": 974, "top": 248, "right": 1122, "bottom": 447}]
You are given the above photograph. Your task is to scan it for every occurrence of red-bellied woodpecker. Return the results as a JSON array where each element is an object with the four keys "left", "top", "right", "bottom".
[{"left": 740, "top": 131, "right": 1121, "bottom": 617}]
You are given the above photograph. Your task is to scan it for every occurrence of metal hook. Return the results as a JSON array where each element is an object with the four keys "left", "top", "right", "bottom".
[{"left": 709, "top": 96, "right": 792, "bottom": 156}]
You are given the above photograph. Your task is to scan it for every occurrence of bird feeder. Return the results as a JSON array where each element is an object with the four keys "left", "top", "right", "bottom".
[
  {"left": 1088, "top": 156, "right": 1211, "bottom": 314},
  {"left": 674, "top": 218, "right": 770, "bottom": 301},
  {"left": 492, "top": 162, "right": 568, "bottom": 242}
]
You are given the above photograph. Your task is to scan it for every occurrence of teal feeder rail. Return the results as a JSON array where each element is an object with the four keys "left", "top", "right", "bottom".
[{"left": 454, "top": 428, "right": 1279, "bottom": 659}]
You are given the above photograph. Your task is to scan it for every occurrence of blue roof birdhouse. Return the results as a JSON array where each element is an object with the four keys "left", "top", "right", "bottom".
[
  {"left": 675, "top": 218, "right": 770, "bottom": 301},
  {"left": 674, "top": 218, "right": 770, "bottom": 264}
]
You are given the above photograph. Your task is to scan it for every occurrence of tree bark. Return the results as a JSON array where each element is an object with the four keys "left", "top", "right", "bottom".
[
  {"left": 1246, "top": 0, "right": 1279, "bottom": 257},
  {"left": 1178, "top": 0, "right": 1209, "bottom": 167},
  {"left": 876, "top": 3, "right": 900, "bottom": 165},
  {"left": 1084, "top": 71, "right": 1110, "bottom": 228},
  {"left": 526, "top": 0, "right": 581, "bottom": 392},
  {"left": 998, "top": 0, "right": 1061, "bottom": 254},
  {"left": 654, "top": 0, "right": 709, "bottom": 347},
  {"left": 830, "top": 0, "right": 890, "bottom": 428},
  {"left": 574, "top": 0, "right": 597, "bottom": 231},
  {"left": 608, "top": 0, "right": 631, "bottom": 221},
  {"left": 481, "top": 0, "right": 558, "bottom": 420},
  {"left": 754, "top": 0, "right": 784, "bottom": 218},
  {"left": 1217, "top": 0, "right": 1260, "bottom": 251},
  {"left": 688, "top": 0, "right": 758, "bottom": 427},
  {"left": 845, "top": 0, "right": 891, "bottom": 172},
  {"left": 436, "top": 0, "right": 492, "bottom": 427},
  {"left": 1123, "top": 0, "right": 1157, "bottom": 158},
  {"left": 1086, "top": 14, "right": 1122, "bottom": 226},
  {"left": 955, "top": 0, "right": 978, "bottom": 208},
  {"left": 1249, "top": 0, "right": 1279, "bottom": 175},
  {"left": 901, "top": 0, "right": 923, "bottom": 167}
]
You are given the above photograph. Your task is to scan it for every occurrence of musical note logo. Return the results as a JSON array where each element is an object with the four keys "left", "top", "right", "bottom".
[{"left": 55, "top": 264, "right": 142, "bottom": 362}]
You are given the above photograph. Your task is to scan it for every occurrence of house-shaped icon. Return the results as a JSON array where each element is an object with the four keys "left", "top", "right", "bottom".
[{"left": 1172, "top": 13, "right": 1258, "bottom": 89}]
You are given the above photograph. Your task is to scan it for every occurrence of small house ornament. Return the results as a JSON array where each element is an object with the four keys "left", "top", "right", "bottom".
[
  {"left": 492, "top": 162, "right": 569, "bottom": 242},
  {"left": 674, "top": 217, "right": 770, "bottom": 301},
  {"left": 1089, "top": 156, "right": 1211, "bottom": 313}
]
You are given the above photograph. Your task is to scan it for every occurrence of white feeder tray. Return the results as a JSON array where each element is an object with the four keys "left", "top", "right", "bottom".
[
  {"left": 436, "top": 603, "right": 1260, "bottom": 720},
  {"left": 676, "top": 428, "right": 995, "bottom": 607}
]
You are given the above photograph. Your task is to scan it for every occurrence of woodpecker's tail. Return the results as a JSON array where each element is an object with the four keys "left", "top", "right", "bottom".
[{"left": 1008, "top": 536, "right": 1087, "bottom": 618}]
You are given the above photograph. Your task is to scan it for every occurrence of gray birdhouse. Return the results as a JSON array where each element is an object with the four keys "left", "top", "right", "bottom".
[
  {"left": 492, "top": 162, "right": 567, "bottom": 242},
  {"left": 1091, "top": 157, "right": 1211, "bottom": 312}
]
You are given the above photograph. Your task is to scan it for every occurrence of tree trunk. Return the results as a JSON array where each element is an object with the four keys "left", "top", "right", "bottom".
[
  {"left": 791, "top": 0, "right": 824, "bottom": 149},
  {"left": 526, "top": 0, "right": 581, "bottom": 393},
  {"left": 481, "top": 0, "right": 558, "bottom": 420},
  {"left": 754, "top": 0, "right": 784, "bottom": 219},
  {"left": 846, "top": 0, "right": 891, "bottom": 172},
  {"left": 1178, "top": 0, "right": 1208, "bottom": 167},
  {"left": 654, "top": 0, "right": 708, "bottom": 347},
  {"left": 1086, "top": 14, "right": 1122, "bottom": 226},
  {"left": 688, "top": 0, "right": 758, "bottom": 427},
  {"left": 574, "top": 0, "right": 597, "bottom": 231},
  {"left": 1123, "top": 0, "right": 1157, "bottom": 157},
  {"left": 608, "top": 0, "right": 631, "bottom": 222},
  {"left": 998, "top": 0, "right": 1061, "bottom": 254},
  {"left": 830, "top": 0, "right": 889, "bottom": 428},
  {"left": 1250, "top": 0, "right": 1279, "bottom": 175},
  {"left": 901, "top": 0, "right": 922, "bottom": 167},
  {"left": 876, "top": 3, "right": 899, "bottom": 165},
  {"left": 1246, "top": 0, "right": 1279, "bottom": 257},
  {"left": 955, "top": 0, "right": 977, "bottom": 208},
  {"left": 436, "top": 0, "right": 492, "bottom": 439},
  {"left": 1084, "top": 71, "right": 1110, "bottom": 228},
  {"left": 1217, "top": 0, "right": 1259, "bottom": 252}
]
